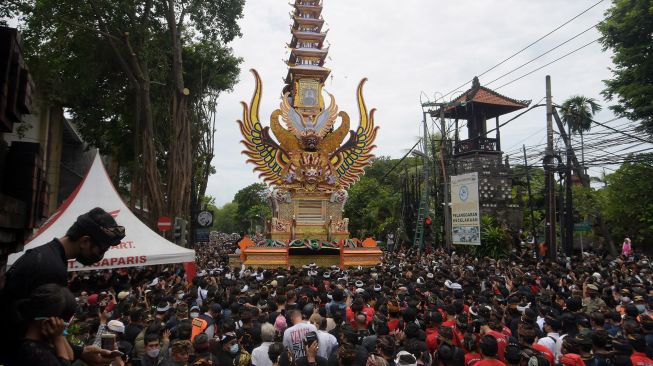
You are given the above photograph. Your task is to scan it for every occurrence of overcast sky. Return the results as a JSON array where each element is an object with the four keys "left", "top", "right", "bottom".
[{"left": 207, "top": 0, "right": 625, "bottom": 206}]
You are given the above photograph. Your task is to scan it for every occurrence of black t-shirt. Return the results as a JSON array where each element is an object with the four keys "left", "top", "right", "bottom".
[
  {"left": 15, "top": 339, "right": 71, "bottom": 366},
  {"left": 124, "top": 323, "right": 144, "bottom": 346},
  {"left": 0, "top": 239, "right": 69, "bottom": 365},
  {"left": 4, "top": 238, "right": 69, "bottom": 300}
]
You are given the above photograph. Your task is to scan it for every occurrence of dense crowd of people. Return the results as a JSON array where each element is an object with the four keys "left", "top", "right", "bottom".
[{"left": 2, "top": 208, "right": 653, "bottom": 366}]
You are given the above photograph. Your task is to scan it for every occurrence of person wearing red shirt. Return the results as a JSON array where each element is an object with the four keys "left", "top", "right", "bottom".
[
  {"left": 441, "top": 304, "right": 463, "bottom": 348},
  {"left": 464, "top": 334, "right": 482, "bottom": 366},
  {"left": 532, "top": 344, "right": 555, "bottom": 366},
  {"left": 425, "top": 312, "right": 443, "bottom": 353},
  {"left": 629, "top": 334, "right": 653, "bottom": 366},
  {"left": 442, "top": 304, "right": 457, "bottom": 328},
  {"left": 631, "top": 352, "right": 653, "bottom": 366},
  {"left": 387, "top": 300, "right": 402, "bottom": 332},
  {"left": 475, "top": 335, "right": 507, "bottom": 366},
  {"left": 483, "top": 324, "right": 508, "bottom": 362}
]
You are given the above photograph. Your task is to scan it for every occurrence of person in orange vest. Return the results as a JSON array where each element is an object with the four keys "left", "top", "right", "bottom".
[{"left": 190, "top": 316, "right": 209, "bottom": 343}]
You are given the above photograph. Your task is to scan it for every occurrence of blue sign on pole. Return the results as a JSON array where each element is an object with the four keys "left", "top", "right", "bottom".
[{"left": 195, "top": 228, "right": 210, "bottom": 243}]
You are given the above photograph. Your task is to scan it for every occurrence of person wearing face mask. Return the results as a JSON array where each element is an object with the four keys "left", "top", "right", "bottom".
[
  {"left": 190, "top": 306, "right": 201, "bottom": 319},
  {"left": 214, "top": 331, "right": 251, "bottom": 366},
  {"left": 582, "top": 283, "right": 606, "bottom": 314},
  {"left": 5, "top": 207, "right": 125, "bottom": 301},
  {"left": 141, "top": 333, "right": 167, "bottom": 366},
  {"left": 1, "top": 207, "right": 125, "bottom": 366}
]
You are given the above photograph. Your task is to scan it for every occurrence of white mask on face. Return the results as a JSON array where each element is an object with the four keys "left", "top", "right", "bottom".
[
  {"left": 177, "top": 293, "right": 184, "bottom": 300},
  {"left": 147, "top": 348, "right": 160, "bottom": 358},
  {"left": 190, "top": 312, "right": 200, "bottom": 318}
]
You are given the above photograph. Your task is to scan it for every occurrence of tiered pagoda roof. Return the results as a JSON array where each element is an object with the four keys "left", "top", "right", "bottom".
[
  {"left": 439, "top": 77, "right": 531, "bottom": 119},
  {"left": 285, "top": 0, "right": 331, "bottom": 85}
]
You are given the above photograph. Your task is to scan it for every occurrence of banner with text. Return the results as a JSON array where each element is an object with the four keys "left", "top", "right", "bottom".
[{"left": 451, "top": 172, "right": 481, "bottom": 245}]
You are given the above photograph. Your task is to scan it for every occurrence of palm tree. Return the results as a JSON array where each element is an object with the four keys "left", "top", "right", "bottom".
[{"left": 560, "top": 96, "right": 602, "bottom": 170}]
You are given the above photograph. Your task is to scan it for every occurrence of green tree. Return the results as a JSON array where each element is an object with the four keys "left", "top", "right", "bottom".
[
  {"left": 213, "top": 202, "right": 239, "bottom": 233},
  {"left": 560, "top": 96, "right": 602, "bottom": 167},
  {"left": 601, "top": 153, "right": 653, "bottom": 245},
  {"left": 344, "top": 175, "right": 400, "bottom": 239},
  {"left": 343, "top": 157, "right": 404, "bottom": 239},
  {"left": 1, "top": 0, "right": 244, "bottom": 221},
  {"left": 560, "top": 96, "right": 602, "bottom": 135},
  {"left": 233, "top": 183, "right": 271, "bottom": 234},
  {"left": 598, "top": 0, "right": 653, "bottom": 136}
]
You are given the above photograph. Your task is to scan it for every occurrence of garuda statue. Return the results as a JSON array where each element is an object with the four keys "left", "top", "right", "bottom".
[{"left": 238, "top": 70, "right": 378, "bottom": 193}]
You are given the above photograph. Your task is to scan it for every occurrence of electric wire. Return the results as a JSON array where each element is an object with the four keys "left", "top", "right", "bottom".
[
  {"left": 485, "top": 23, "right": 599, "bottom": 87},
  {"left": 435, "top": 0, "right": 606, "bottom": 102},
  {"left": 494, "top": 38, "right": 600, "bottom": 90}
]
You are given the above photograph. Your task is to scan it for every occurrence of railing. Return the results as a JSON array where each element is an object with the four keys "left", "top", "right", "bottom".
[{"left": 454, "top": 137, "right": 499, "bottom": 155}]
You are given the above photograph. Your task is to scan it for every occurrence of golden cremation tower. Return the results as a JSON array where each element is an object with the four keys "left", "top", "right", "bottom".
[{"left": 238, "top": 0, "right": 378, "bottom": 243}]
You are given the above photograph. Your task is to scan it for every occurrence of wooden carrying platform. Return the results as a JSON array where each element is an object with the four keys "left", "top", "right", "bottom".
[
  {"left": 241, "top": 247, "right": 288, "bottom": 268},
  {"left": 242, "top": 245, "right": 381, "bottom": 269},
  {"left": 341, "top": 247, "right": 383, "bottom": 267}
]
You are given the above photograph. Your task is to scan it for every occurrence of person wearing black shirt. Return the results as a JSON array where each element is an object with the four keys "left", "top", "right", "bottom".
[{"left": 1, "top": 207, "right": 126, "bottom": 366}]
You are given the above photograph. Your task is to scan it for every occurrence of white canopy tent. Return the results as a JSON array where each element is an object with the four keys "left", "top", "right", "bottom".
[{"left": 8, "top": 153, "right": 195, "bottom": 271}]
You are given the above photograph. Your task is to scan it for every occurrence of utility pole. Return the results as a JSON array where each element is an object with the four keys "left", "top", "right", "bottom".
[
  {"left": 565, "top": 124, "right": 574, "bottom": 256},
  {"left": 440, "top": 107, "right": 452, "bottom": 252},
  {"left": 558, "top": 171, "right": 565, "bottom": 251},
  {"left": 545, "top": 76, "right": 556, "bottom": 259},
  {"left": 523, "top": 145, "right": 536, "bottom": 236},
  {"left": 420, "top": 111, "right": 430, "bottom": 254}
]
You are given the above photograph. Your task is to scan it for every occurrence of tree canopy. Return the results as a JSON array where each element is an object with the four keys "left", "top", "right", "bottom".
[
  {"left": 601, "top": 153, "right": 653, "bottom": 245},
  {"left": 560, "top": 96, "right": 602, "bottom": 135},
  {"left": 1, "top": 0, "right": 244, "bottom": 221},
  {"left": 598, "top": 0, "right": 653, "bottom": 136},
  {"left": 232, "top": 183, "right": 271, "bottom": 234}
]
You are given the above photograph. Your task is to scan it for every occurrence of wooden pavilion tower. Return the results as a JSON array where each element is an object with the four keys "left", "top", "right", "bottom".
[{"left": 439, "top": 77, "right": 530, "bottom": 226}]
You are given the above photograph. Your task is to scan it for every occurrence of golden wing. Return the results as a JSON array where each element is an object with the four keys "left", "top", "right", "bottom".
[
  {"left": 271, "top": 110, "right": 301, "bottom": 152},
  {"left": 320, "top": 111, "right": 351, "bottom": 154},
  {"left": 330, "top": 78, "right": 379, "bottom": 189},
  {"left": 238, "top": 69, "right": 289, "bottom": 185}
]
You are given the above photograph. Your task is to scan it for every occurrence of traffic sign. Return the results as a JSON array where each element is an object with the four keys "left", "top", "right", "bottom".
[
  {"left": 196, "top": 210, "right": 214, "bottom": 227},
  {"left": 574, "top": 223, "right": 592, "bottom": 232},
  {"left": 157, "top": 216, "right": 172, "bottom": 232}
]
